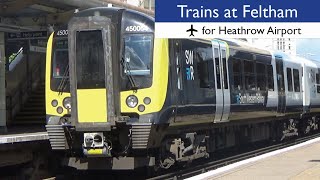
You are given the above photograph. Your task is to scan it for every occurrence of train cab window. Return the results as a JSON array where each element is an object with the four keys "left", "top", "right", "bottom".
[
  {"left": 267, "top": 65, "right": 274, "bottom": 91},
  {"left": 293, "top": 69, "right": 300, "bottom": 92},
  {"left": 214, "top": 48, "right": 221, "bottom": 89},
  {"left": 256, "top": 63, "right": 266, "bottom": 91},
  {"left": 287, "top": 68, "right": 293, "bottom": 92},
  {"left": 122, "top": 34, "right": 153, "bottom": 89},
  {"left": 52, "top": 49, "right": 68, "bottom": 78},
  {"left": 123, "top": 35, "right": 152, "bottom": 76},
  {"left": 76, "top": 30, "right": 105, "bottom": 89},
  {"left": 232, "top": 59, "right": 242, "bottom": 90},
  {"left": 244, "top": 60, "right": 256, "bottom": 90}
]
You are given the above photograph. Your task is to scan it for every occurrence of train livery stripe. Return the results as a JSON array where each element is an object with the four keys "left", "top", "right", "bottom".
[
  {"left": 120, "top": 38, "right": 169, "bottom": 115},
  {"left": 77, "top": 89, "right": 107, "bottom": 123},
  {"left": 45, "top": 33, "right": 54, "bottom": 115}
]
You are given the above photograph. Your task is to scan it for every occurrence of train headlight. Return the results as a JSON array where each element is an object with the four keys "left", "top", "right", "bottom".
[
  {"left": 57, "top": 106, "right": 63, "bottom": 114},
  {"left": 143, "top": 97, "right": 151, "bottom": 105},
  {"left": 63, "top": 97, "right": 71, "bottom": 109},
  {"left": 51, "top": 99, "right": 58, "bottom": 107},
  {"left": 138, "top": 104, "right": 145, "bottom": 112},
  {"left": 126, "top": 95, "right": 138, "bottom": 108}
]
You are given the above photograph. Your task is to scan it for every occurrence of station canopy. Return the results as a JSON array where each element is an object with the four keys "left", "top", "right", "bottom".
[{"left": 0, "top": 0, "right": 154, "bottom": 32}]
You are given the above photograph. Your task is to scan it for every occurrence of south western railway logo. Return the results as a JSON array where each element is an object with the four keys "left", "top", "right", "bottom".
[{"left": 185, "top": 50, "right": 195, "bottom": 80}]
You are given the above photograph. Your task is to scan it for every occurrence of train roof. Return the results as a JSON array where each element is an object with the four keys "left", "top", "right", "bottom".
[{"left": 219, "top": 39, "right": 271, "bottom": 57}]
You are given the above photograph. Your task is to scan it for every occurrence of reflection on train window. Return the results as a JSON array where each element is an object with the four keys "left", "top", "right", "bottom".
[
  {"left": 76, "top": 30, "right": 105, "bottom": 89},
  {"left": 52, "top": 49, "right": 68, "bottom": 78},
  {"left": 244, "top": 60, "right": 254, "bottom": 73},
  {"left": 293, "top": 69, "right": 300, "bottom": 92},
  {"left": 124, "top": 34, "right": 152, "bottom": 76},
  {"left": 244, "top": 60, "right": 256, "bottom": 90},
  {"left": 256, "top": 63, "right": 266, "bottom": 91},
  {"left": 222, "top": 50, "right": 228, "bottom": 89},
  {"left": 197, "top": 46, "right": 213, "bottom": 88},
  {"left": 232, "top": 59, "right": 242, "bottom": 90},
  {"left": 214, "top": 48, "right": 221, "bottom": 89},
  {"left": 287, "top": 68, "right": 293, "bottom": 92},
  {"left": 267, "top": 65, "right": 274, "bottom": 91}
]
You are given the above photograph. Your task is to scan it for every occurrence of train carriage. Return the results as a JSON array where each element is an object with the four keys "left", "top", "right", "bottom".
[{"left": 45, "top": 7, "right": 320, "bottom": 170}]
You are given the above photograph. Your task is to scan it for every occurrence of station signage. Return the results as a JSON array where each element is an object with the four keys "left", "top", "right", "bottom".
[{"left": 7, "top": 31, "right": 47, "bottom": 40}]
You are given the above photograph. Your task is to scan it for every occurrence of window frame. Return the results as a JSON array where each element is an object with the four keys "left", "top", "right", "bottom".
[
  {"left": 293, "top": 68, "right": 300, "bottom": 92},
  {"left": 286, "top": 68, "right": 293, "bottom": 92}
]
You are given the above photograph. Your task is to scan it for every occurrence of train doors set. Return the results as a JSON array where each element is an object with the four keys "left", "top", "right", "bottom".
[
  {"left": 170, "top": 39, "right": 230, "bottom": 123},
  {"left": 303, "top": 62, "right": 320, "bottom": 112},
  {"left": 275, "top": 55, "right": 303, "bottom": 114},
  {"left": 212, "top": 40, "right": 230, "bottom": 122}
]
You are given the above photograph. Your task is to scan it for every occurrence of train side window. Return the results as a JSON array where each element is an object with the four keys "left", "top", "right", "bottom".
[
  {"left": 244, "top": 60, "right": 256, "bottom": 90},
  {"left": 267, "top": 65, "right": 274, "bottom": 91},
  {"left": 214, "top": 48, "right": 221, "bottom": 89},
  {"left": 222, "top": 50, "right": 228, "bottom": 89},
  {"left": 232, "top": 59, "right": 242, "bottom": 90},
  {"left": 197, "top": 50, "right": 211, "bottom": 88},
  {"left": 293, "top": 69, "right": 300, "bottom": 92},
  {"left": 287, "top": 68, "right": 293, "bottom": 92},
  {"left": 316, "top": 73, "right": 320, "bottom": 93},
  {"left": 256, "top": 63, "right": 266, "bottom": 91}
]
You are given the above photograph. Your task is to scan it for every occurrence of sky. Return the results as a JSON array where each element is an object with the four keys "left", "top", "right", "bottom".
[{"left": 296, "top": 39, "right": 320, "bottom": 61}]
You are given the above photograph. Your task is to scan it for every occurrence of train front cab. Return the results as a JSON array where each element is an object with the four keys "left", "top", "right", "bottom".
[
  {"left": 45, "top": 30, "right": 71, "bottom": 150},
  {"left": 55, "top": 8, "right": 170, "bottom": 169}
]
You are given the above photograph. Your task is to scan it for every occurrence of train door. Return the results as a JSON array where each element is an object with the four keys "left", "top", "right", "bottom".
[
  {"left": 212, "top": 40, "right": 230, "bottom": 122},
  {"left": 276, "top": 56, "right": 286, "bottom": 113}
]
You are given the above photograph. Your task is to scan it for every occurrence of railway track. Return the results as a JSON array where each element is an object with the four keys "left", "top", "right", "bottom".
[
  {"left": 147, "top": 133, "right": 320, "bottom": 180},
  {"left": 22, "top": 133, "right": 320, "bottom": 180}
]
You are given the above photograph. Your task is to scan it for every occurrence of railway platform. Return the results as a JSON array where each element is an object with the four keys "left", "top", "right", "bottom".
[
  {"left": 0, "top": 125, "right": 48, "bottom": 144},
  {"left": 0, "top": 125, "right": 49, "bottom": 169},
  {"left": 190, "top": 137, "right": 320, "bottom": 180}
]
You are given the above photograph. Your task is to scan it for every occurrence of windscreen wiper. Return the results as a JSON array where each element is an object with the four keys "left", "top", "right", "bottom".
[
  {"left": 57, "top": 64, "right": 69, "bottom": 95},
  {"left": 121, "top": 57, "right": 138, "bottom": 91}
]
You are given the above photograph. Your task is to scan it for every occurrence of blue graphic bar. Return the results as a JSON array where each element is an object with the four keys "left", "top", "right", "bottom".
[{"left": 155, "top": 0, "right": 320, "bottom": 22}]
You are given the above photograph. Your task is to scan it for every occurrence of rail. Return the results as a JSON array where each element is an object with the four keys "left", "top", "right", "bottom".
[{"left": 6, "top": 57, "right": 45, "bottom": 123}]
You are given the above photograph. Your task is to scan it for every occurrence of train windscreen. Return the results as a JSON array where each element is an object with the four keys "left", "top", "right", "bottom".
[
  {"left": 122, "top": 34, "right": 153, "bottom": 89},
  {"left": 76, "top": 30, "right": 105, "bottom": 89},
  {"left": 51, "top": 37, "right": 69, "bottom": 92}
]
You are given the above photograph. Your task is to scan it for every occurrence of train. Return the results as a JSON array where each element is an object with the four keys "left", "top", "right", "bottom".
[{"left": 45, "top": 7, "right": 320, "bottom": 170}]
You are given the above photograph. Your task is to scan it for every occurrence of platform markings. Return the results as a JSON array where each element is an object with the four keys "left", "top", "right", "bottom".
[{"left": 187, "top": 136, "right": 320, "bottom": 180}]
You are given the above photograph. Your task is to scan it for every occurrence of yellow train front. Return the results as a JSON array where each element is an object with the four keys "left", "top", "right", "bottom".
[{"left": 46, "top": 7, "right": 170, "bottom": 169}]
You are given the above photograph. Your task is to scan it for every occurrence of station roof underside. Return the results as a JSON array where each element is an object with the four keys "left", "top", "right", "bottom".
[{"left": 0, "top": 0, "right": 154, "bottom": 32}]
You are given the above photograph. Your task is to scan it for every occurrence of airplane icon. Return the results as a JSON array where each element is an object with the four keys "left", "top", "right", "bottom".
[{"left": 186, "top": 24, "right": 198, "bottom": 37}]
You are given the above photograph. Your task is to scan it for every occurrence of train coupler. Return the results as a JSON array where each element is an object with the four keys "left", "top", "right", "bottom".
[{"left": 83, "top": 132, "right": 112, "bottom": 157}]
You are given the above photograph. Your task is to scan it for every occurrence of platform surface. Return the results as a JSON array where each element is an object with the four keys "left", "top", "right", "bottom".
[
  {"left": 191, "top": 138, "right": 320, "bottom": 180},
  {"left": 0, "top": 125, "right": 48, "bottom": 144}
]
